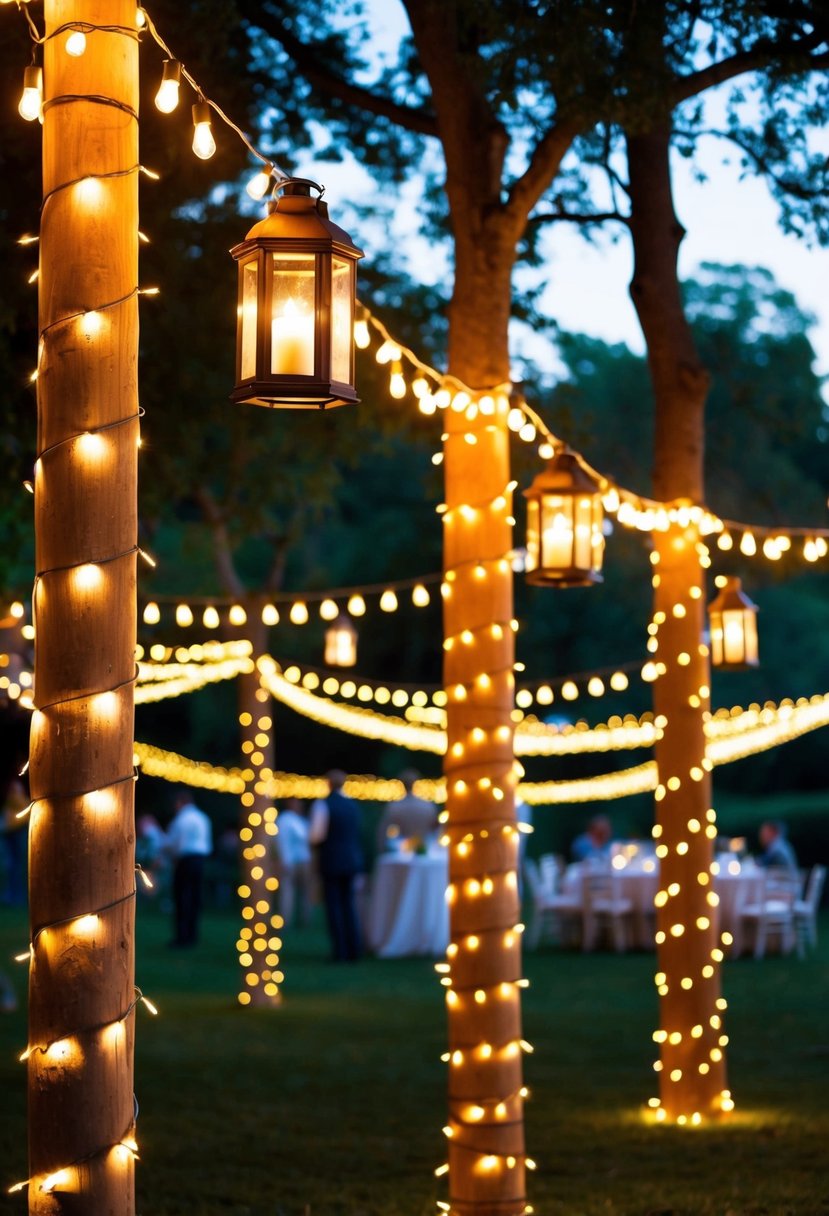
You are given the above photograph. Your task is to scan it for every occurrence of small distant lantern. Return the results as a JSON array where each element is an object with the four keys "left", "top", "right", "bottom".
[
  {"left": 707, "top": 577, "right": 759, "bottom": 668},
  {"left": 231, "top": 178, "right": 363, "bottom": 409},
  {"left": 325, "top": 613, "right": 358, "bottom": 667},
  {"left": 523, "top": 448, "right": 604, "bottom": 586}
]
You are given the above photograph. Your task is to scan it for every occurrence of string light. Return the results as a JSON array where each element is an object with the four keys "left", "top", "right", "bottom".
[
  {"left": 191, "top": 100, "right": 215, "bottom": 160},
  {"left": 18, "top": 64, "right": 43, "bottom": 121},
  {"left": 153, "top": 58, "right": 181, "bottom": 113}
]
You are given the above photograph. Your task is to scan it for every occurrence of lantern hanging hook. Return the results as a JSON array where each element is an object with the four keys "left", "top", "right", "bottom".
[{"left": 272, "top": 177, "right": 326, "bottom": 201}]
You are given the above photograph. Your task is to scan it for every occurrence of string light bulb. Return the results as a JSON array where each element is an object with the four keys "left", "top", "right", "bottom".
[
  {"left": 154, "top": 59, "right": 182, "bottom": 113},
  {"left": 246, "top": 165, "right": 273, "bottom": 200},
  {"left": 18, "top": 66, "right": 43, "bottom": 122},
  {"left": 65, "top": 29, "right": 87, "bottom": 56},
  {"left": 191, "top": 101, "right": 216, "bottom": 160}
]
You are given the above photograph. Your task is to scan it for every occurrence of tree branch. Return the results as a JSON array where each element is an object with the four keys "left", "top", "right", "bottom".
[
  {"left": 672, "top": 43, "right": 829, "bottom": 106},
  {"left": 527, "top": 208, "right": 630, "bottom": 227},
  {"left": 505, "top": 118, "right": 580, "bottom": 227},
  {"left": 675, "top": 126, "right": 826, "bottom": 201},
  {"left": 194, "top": 487, "right": 245, "bottom": 598},
  {"left": 236, "top": 0, "right": 439, "bottom": 137}
]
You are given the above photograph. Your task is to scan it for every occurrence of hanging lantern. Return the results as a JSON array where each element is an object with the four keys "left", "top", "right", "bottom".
[
  {"left": 231, "top": 178, "right": 363, "bottom": 409},
  {"left": 707, "top": 577, "right": 759, "bottom": 668},
  {"left": 523, "top": 449, "right": 604, "bottom": 586},
  {"left": 325, "top": 613, "right": 358, "bottom": 667}
]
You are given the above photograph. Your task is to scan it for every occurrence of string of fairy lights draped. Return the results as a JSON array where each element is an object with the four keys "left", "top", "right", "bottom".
[
  {"left": 6, "top": 636, "right": 829, "bottom": 778},
  {"left": 356, "top": 309, "right": 829, "bottom": 563}
]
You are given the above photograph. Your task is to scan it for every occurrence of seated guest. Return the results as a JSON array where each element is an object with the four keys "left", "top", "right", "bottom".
[
  {"left": 376, "top": 769, "right": 437, "bottom": 853},
  {"left": 571, "top": 814, "right": 612, "bottom": 863},
  {"left": 757, "top": 820, "right": 798, "bottom": 872}
]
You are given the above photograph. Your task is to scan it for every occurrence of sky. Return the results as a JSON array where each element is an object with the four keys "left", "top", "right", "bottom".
[{"left": 297, "top": 3, "right": 829, "bottom": 397}]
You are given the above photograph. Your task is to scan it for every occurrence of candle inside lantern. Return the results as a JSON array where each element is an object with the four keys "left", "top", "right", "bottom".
[
  {"left": 541, "top": 504, "right": 573, "bottom": 568},
  {"left": 271, "top": 298, "right": 314, "bottom": 376}
]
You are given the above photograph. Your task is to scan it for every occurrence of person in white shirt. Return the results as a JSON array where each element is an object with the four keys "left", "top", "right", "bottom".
[
  {"left": 165, "top": 788, "right": 213, "bottom": 947},
  {"left": 275, "top": 798, "right": 312, "bottom": 927}
]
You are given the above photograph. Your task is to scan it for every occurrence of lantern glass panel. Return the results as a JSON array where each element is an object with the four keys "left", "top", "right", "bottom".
[
  {"left": 526, "top": 500, "right": 540, "bottom": 572},
  {"left": 540, "top": 495, "right": 575, "bottom": 570},
  {"left": 239, "top": 260, "right": 258, "bottom": 381},
  {"left": 573, "top": 495, "right": 596, "bottom": 570},
  {"left": 331, "top": 256, "right": 354, "bottom": 383},
  {"left": 270, "top": 254, "right": 316, "bottom": 376},
  {"left": 325, "top": 622, "right": 356, "bottom": 667}
]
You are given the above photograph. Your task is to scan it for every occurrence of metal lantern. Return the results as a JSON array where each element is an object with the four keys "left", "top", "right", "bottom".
[
  {"left": 231, "top": 179, "right": 363, "bottom": 409},
  {"left": 523, "top": 449, "right": 604, "bottom": 586},
  {"left": 325, "top": 613, "right": 358, "bottom": 667},
  {"left": 707, "top": 576, "right": 759, "bottom": 669}
]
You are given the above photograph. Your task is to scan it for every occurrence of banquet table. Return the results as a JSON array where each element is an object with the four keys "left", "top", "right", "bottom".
[
  {"left": 562, "top": 860, "right": 766, "bottom": 950},
  {"left": 367, "top": 853, "right": 449, "bottom": 958}
]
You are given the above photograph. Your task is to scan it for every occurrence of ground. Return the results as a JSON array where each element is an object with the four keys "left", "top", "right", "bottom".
[{"left": 0, "top": 904, "right": 827, "bottom": 1215}]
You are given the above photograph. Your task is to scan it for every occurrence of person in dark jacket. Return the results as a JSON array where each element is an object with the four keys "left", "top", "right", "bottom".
[{"left": 310, "top": 770, "right": 364, "bottom": 961}]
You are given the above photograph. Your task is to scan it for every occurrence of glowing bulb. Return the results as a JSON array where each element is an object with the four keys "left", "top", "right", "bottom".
[
  {"left": 203, "top": 606, "right": 220, "bottom": 630},
  {"left": 354, "top": 315, "right": 370, "bottom": 348},
  {"left": 154, "top": 60, "right": 182, "bottom": 113},
  {"left": 175, "top": 603, "right": 193, "bottom": 628},
  {"left": 347, "top": 594, "right": 366, "bottom": 616},
  {"left": 143, "top": 602, "right": 160, "bottom": 625},
  {"left": 290, "top": 601, "right": 309, "bottom": 625},
  {"left": 65, "top": 30, "right": 87, "bottom": 56},
  {"left": 261, "top": 603, "right": 279, "bottom": 626},
  {"left": 18, "top": 66, "right": 43, "bottom": 122},
  {"left": 191, "top": 102, "right": 216, "bottom": 160},
  {"left": 246, "top": 165, "right": 272, "bottom": 200},
  {"left": 389, "top": 361, "right": 406, "bottom": 399},
  {"left": 380, "top": 590, "right": 398, "bottom": 612},
  {"left": 229, "top": 604, "right": 247, "bottom": 626}
]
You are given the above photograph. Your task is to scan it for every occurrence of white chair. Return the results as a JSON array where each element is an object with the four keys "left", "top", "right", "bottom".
[
  {"left": 523, "top": 858, "right": 582, "bottom": 949},
  {"left": 737, "top": 867, "right": 799, "bottom": 959},
  {"left": 794, "top": 865, "right": 825, "bottom": 957},
  {"left": 581, "top": 870, "right": 634, "bottom": 953},
  {"left": 539, "top": 852, "right": 565, "bottom": 894}
]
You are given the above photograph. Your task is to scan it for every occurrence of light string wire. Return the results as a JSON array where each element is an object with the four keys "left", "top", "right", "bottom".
[
  {"left": 358, "top": 308, "right": 829, "bottom": 554},
  {"left": 139, "top": 5, "right": 289, "bottom": 179}
]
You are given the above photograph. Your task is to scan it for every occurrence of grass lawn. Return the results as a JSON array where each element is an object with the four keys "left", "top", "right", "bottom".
[{"left": 1, "top": 902, "right": 828, "bottom": 1216}]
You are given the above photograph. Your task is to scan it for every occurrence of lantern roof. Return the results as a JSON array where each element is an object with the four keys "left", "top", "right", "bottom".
[
  {"left": 708, "top": 576, "right": 759, "bottom": 614},
  {"left": 524, "top": 448, "right": 603, "bottom": 499},
  {"left": 233, "top": 179, "right": 364, "bottom": 258}
]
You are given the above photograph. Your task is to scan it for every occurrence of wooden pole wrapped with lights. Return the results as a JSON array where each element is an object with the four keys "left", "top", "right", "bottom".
[
  {"left": 24, "top": 0, "right": 140, "bottom": 1208},
  {"left": 233, "top": 606, "right": 283, "bottom": 1008},
  {"left": 628, "top": 120, "right": 730, "bottom": 1125},
  {"left": 439, "top": 379, "right": 529, "bottom": 1215}
]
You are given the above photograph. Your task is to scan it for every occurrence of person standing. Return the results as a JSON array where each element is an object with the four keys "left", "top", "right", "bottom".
[
  {"left": 165, "top": 788, "right": 213, "bottom": 947},
  {"left": 310, "top": 770, "right": 364, "bottom": 961},
  {"left": 275, "top": 797, "right": 313, "bottom": 927}
]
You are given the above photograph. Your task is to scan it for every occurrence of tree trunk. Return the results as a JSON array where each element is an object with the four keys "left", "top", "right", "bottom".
[
  {"left": 627, "top": 123, "right": 729, "bottom": 1121},
  {"left": 442, "top": 241, "right": 527, "bottom": 1214},
  {"left": 234, "top": 605, "right": 281, "bottom": 1008},
  {"left": 28, "top": 0, "right": 138, "bottom": 1210}
]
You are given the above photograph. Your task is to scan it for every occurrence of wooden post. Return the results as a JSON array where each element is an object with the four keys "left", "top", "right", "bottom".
[
  {"left": 627, "top": 122, "right": 730, "bottom": 1122},
  {"left": 442, "top": 375, "right": 527, "bottom": 1211},
  {"left": 235, "top": 606, "right": 282, "bottom": 1008},
  {"left": 27, "top": 0, "right": 139, "bottom": 1210}
]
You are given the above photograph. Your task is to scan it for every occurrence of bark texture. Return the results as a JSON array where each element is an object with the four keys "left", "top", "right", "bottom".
[
  {"left": 628, "top": 123, "right": 729, "bottom": 1120},
  {"left": 29, "top": 1, "right": 138, "bottom": 1210}
]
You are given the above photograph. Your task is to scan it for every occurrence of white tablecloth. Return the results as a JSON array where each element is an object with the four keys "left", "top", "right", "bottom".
[
  {"left": 563, "top": 863, "right": 766, "bottom": 950},
  {"left": 367, "top": 854, "right": 449, "bottom": 958}
]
